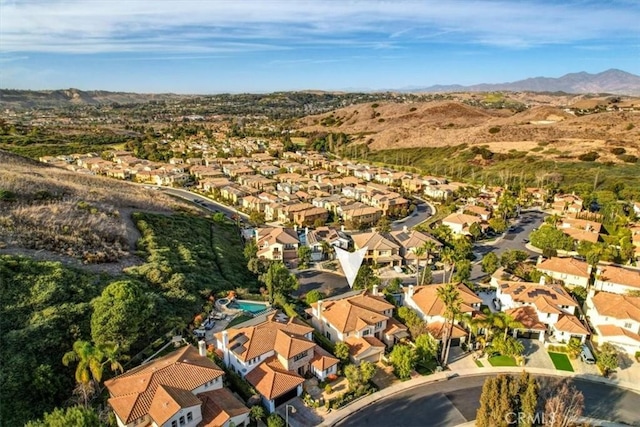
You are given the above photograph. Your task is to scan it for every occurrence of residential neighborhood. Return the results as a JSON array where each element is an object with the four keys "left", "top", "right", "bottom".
[{"left": 29, "top": 138, "right": 640, "bottom": 426}]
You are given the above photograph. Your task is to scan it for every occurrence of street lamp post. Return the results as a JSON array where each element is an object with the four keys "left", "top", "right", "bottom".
[{"left": 285, "top": 404, "right": 296, "bottom": 427}]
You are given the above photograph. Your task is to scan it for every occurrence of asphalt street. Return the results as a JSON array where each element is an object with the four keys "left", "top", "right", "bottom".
[
  {"left": 470, "top": 210, "right": 546, "bottom": 281},
  {"left": 391, "top": 201, "right": 432, "bottom": 231},
  {"left": 295, "top": 270, "right": 349, "bottom": 298},
  {"left": 160, "top": 187, "right": 249, "bottom": 220},
  {"left": 336, "top": 374, "right": 640, "bottom": 427}
]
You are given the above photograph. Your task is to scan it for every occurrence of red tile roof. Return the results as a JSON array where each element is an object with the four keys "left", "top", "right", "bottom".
[
  {"left": 244, "top": 356, "right": 304, "bottom": 400},
  {"left": 105, "top": 345, "right": 224, "bottom": 424}
]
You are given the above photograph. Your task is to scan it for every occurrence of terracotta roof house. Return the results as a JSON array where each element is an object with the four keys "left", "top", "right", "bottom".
[
  {"left": 442, "top": 213, "right": 483, "bottom": 236},
  {"left": 304, "top": 226, "right": 351, "bottom": 262},
  {"left": 558, "top": 217, "right": 602, "bottom": 243},
  {"left": 494, "top": 280, "right": 587, "bottom": 343},
  {"left": 351, "top": 231, "right": 402, "bottom": 267},
  {"left": 592, "top": 263, "right": 640, "bottom": 295},
  {"left": 403, "top": 283, "right": 481, "bottom": 345},
  {"left": 307, "top": 288, "right": 408, "bottom": 364},
  {"left": 551, "top": 194, "right": 583, "bottom": 214},
  {"left": 255, "top": 227, "right": 300, "bottom": 266},
  {"left": 585, "top": 291, "right": 640, "bottom": 354},
  {"left": 389, "top": 227, "right": 443, "bottom": 266},
  {"left": 341, "top": 206, "right": 383, "bottom": 228},
  {"left": 198, "top": 388, "right": 250, "bottom": 427},
  {"left": 536, "top": 257, "right": 592, "bottom": 288},
  {"left": 214, "top": 312, "right": 337, "bottom": 412},
  {"left": 104, "top": 344, "right": 249, "bottom": 427}
]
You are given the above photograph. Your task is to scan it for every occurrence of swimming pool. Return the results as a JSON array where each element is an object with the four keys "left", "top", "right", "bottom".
[{"left": 228, "top": 300, "right": 270, "bottom": 314}]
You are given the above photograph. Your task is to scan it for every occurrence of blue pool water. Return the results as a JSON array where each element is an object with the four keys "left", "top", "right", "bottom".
[{"left": 228, "top": 300, "right": 269, "bottom": 314}]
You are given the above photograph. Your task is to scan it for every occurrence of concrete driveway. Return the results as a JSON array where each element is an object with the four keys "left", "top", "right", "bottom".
[
  {"left": 276, "top": 397, "right": 323, "bottom": 427},
  {"left": 294, "top": 270, "right": 349, "bottom": 298},
  {"left": 520, "top": 339, "right": 555, "bottom": 370}
]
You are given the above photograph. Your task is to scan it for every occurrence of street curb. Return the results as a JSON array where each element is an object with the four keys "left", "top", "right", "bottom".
[{"left": 320, "top": 367, "right": 640, "bottom": 427}]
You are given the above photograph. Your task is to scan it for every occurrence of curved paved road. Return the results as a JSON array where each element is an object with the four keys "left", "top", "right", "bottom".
[{"left": 336, "top": 375, "right": 640, "bottom": 427}]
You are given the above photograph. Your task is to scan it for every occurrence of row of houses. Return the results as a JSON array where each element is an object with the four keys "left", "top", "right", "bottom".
[{"left": 253, "top": 225, "right": 443, "bottom": 269}]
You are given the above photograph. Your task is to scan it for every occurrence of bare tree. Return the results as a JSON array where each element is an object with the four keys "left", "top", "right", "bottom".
[{"left": 543, "top": 380, "right": 584, "bottom": 427}]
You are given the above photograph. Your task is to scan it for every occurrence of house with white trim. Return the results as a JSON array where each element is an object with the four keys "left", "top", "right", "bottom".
[
  {"left": 307, "top": 288, "right": 409, "bottom": 364},
  {"left": 214, "top": 313, "right": 338, "bottom": 413},
  {"left": 592, "top": 263, "right": 640, "bottom": 295},
  {"left": 585, "top": 291, "right": 640, "bottom": 355},
  {"left": 536, "top": 256, "right": 592, "bottom": 288},
  {"left": 105, "top": 344, "right": 249, "bottom": 427}
]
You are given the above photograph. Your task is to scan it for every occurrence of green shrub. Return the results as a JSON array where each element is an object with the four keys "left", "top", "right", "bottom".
[
  {"left": 371, "top": 103, "right": 379, "bottom": 108},
  {"left": 267, "top": 413, "right": 285, "bottom": 427},
  {"left": 488, "top": 126, "right": 501, "bottom": 134},
  {"left": 409, "top": 107, "right": 417, "bottom": 112},
  {"left": 618, "top": 154, "right": 638, "bottom": 163},
  {"left": 610, "top": 147, "right": 626, "bottom": 155},
  {"left": 578, "top": 151, "right": 599, "bottom": 161}
]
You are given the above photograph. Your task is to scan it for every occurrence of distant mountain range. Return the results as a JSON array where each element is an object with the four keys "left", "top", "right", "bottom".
[
  {"left": 1, "top": 69, "right": 639, "bottom": 109},
  {"left": 418, "top": 69, "right": 640, "bottom": 96}
]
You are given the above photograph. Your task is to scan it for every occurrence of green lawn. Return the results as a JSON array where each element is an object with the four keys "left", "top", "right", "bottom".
[
  {"left": 548, "top": 352, "right": 574, "bottom": 372},
  {"left": 227, "top": 314, "right": 253, "bottom": 328},
  {"left": 488, "top": 355, "right": 518, "bottom": 366},
  {"left": 416, "top": 358, "right": 439, "bottom": 375},
  {"left": 475, "top": 360, "right": 484, "bottom": 367}
]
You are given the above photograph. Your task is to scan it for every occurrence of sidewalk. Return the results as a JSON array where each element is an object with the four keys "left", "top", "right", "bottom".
[{"left": 320, "top": 367, "right": 640, "bottom": 426}]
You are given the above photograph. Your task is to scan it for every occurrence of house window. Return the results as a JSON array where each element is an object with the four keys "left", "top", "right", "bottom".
[
  {"left": 172, "top": 421, "right": 177, "bottom": 427},
  {"left": 362, "top": 329, "right": 371, "bottom": 336},
  {"left": 294, "top": 351, "right": 308, "bottom": 361},
  {"left": 625, "top": 322, "right": 632, "bottom": 329},
  {"left": 180, "top": 416, "right": 185, "bottom": 425},
  {"left": 325, "top": 331, "right": 331, "bottom": 340},
  {"left": 187, "top": 412, "right": 193, "bottom": 422},
  {"left": 375, "top": 322, "right": 383, "bottom": 329}
]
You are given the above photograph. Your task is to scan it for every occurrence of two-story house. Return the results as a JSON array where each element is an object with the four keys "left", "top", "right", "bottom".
[
  {"left": 214, "top": 313, "right": 338, "bottom": 412},
  {"left": 255, "top": 227, "right": 300, "bottom": 266},
  {"left": 307, "top": 288, "right": 409, "bottom": 364},
  {"left": 403, "top": 283, "right": 482, "bottom": 346},
  {"left": 592, "top": 263, "right": 640, "bottom": 295},
  {"left": 351, "top": 231, "right": 402, "bottom": 267},
  {"left": 441, "top": 213, "right": 484, "bottom": 236},
  {"left": 389, "top": 227, "right": 443, "bottom": 266},
  {"left": 585, "top": 291, "right": 640, "bottom": 354},
  {"left": 494, "top": 280, "right": 588, "bottom": 343},
  {"left": 305, "top": 226, "right": 351, "bottom": 261},
  {"left": 536, "top": 256, "right": 592, "bottom": 288},
  {"left": 105, "top": 344, "right": 249, "bottom": 427}
]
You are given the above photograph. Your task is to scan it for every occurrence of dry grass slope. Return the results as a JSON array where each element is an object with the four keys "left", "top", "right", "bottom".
[
  {"left": 0, "top": 150, "right": 191, "bottom": 264},
  {"left": 297, "top": 100, "right": 640, "bottom": 161}
]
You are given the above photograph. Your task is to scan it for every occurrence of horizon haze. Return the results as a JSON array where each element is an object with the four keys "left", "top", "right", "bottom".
[{"left": 1, "top": 0, "right": 639, "bottom": 93}]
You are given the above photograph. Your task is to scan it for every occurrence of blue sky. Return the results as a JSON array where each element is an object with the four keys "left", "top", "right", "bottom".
[{"left": 1, "top": 0, "right": 639, "bottom": 93}]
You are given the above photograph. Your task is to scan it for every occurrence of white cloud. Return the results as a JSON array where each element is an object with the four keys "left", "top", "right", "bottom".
[{"left": 0, "top": 0, "right": 638, "bottom": 53}]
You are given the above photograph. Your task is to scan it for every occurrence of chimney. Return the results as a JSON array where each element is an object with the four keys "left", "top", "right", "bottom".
[
  {"left": 537, "top": 255, "right": 543, "bottom": 265},
  {"left": 408, "top": 284, "right": 414, "bottom": 298},
  {"left": 539, "top": 276, "right": 546, "bottom": 285},
  {"left": 294, "top": 224, "right": 298, "bottom": 232},
  {"left": 403, "top": 225, "right": 408, "bottom": 233},
  {"left": 317, "top": 300, "right": 324, "bottom": 331},
  {"left": 198, "top": 340, "right": 207, "bottom": 357},
  {"left": 222, "top": 330, "right": 230, "bottom": 365},
  {"left": 372, "top": 284, "right": 379, "bottom": 296},
  {"left": 341, "top": 225, "right": 345, "bottom": 232}
]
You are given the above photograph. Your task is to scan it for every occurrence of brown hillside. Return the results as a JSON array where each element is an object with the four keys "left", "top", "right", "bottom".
[
  {"left": 296, "top": 100, "right": 640, "bottom": 160},
  {"left": 0, "top": 151, "right": 193, "bottom": 270}
]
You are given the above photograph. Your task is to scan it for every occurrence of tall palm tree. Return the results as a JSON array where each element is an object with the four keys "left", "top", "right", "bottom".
[
  {"left": 420, "top": 240, "right": 438, "bottom": 285},
  {"left": 99, "top": 342, "right": 126, "bottom": 375},
  {"left": 440, "top": 247, "right": 456, "bottom": 284},
  {"left": 545, "top": 213, "right": 562, "bottom": 229},
  {"left": 462, "top": 313, "right": 488, "bottom": 350},
  {"left": 62, "top": 340, "right": 105, "bottom": 385},
  {"left": 412, "top": 246, "right": 426, "bottom": 285},
  {"left": 320, "top": 240, "right": 335, "bottom": 261},
  {"left": 437, "top": 283, "right": 462, "bottom": 366},
  {"left": 487, "top": 312, "right": 524, "bottom": 340},
  {"left": 62, "top": 340, "right": 105, "bottom": 407}
]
